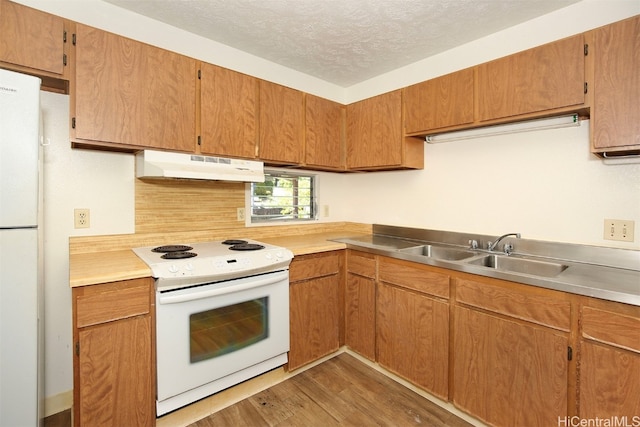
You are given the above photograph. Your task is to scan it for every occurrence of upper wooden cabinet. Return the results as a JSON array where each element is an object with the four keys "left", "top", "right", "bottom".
[
  {"left": 404, "top": 68, "right": 474, "bottom": 134},
  {"left": 347, "top": 90, "right": 423, "bottom": 170},
  {"left": 72, "top": 24, "right": 197, "bottom": 152},
  {"left": 259, "top": 80, "right": 304, "bottom": 165},
  {"left": 590, "top": 15, "right": 640, "bottom": 154},
  {"left": 304, "top": 94, "right": 345, "bottom": 170},
  {"left": 477, "top": 34, "right": 586, "bottom": 122},
  {"left": 0, "top": 0, "right": 69, "bottom": 89},
  {"left": 200, "top": 63, "right": 258, "bottom": 159}
]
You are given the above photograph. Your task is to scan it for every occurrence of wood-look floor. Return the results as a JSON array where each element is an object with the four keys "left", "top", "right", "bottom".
[
  {"left": 44, "top": 353, "right": 474, "bottom": 427},
  {"left": 190, "top": 353, "right": 473, "bottom": 427}
]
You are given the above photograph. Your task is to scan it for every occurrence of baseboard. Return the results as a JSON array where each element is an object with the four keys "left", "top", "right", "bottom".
[{"left": 44, "top": 390, "right": 73, "bottom": 418}]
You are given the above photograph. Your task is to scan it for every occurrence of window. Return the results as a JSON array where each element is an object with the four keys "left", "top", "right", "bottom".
[{"left": 250, "top": 171, "right": 317, "bottom": 223}]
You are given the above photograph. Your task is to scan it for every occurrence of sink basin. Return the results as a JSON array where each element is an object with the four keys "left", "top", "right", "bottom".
[
  {"left": 467, "top": 254, "right": 568, "bottom": 277},
  {"left": 399, "top": 245, "right": 477, "bottom": 261}
]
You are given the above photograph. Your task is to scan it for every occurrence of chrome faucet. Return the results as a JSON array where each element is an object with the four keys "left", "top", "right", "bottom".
[{"left": 487, "top": 233, "right": 521, "bottom": 254}]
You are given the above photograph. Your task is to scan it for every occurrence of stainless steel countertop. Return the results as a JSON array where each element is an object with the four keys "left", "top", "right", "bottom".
[{"left": 333, "top": 225, "right": 640, "bottom": 306}]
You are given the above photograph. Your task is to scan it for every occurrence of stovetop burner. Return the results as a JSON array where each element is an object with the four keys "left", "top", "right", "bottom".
[
  {"left": 161, "top": 251, "right": 197, "bottom": 260},
  {"left": 222, "top": 239, "right": 247, "bottom": 246},
  {"left": 152, "top": 245, "right": 194, "bottom": 253},
  {"left": 132, "top": 239, "right": 294, "bottom": 291},
  {"left": 229, "top": 243, "right": 265, "bottom": 251}
]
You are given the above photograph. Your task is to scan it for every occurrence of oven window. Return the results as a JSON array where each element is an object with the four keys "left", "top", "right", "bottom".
[{"left": 190, "top": 297, "right": 269, "bottom": 363}]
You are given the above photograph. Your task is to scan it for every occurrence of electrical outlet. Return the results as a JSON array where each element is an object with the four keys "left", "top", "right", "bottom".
[
  {"left": 74, "top": 208, "right": 90, "bottom": 229},
  {"left": 604, "top": 219, "right": 634, "bottom": 242},
  {"left": 323, "top": 205, "right": 330, "bottom": 217},
  {"left": 237, "top": 207, "right": 246, "bottom": 221}
]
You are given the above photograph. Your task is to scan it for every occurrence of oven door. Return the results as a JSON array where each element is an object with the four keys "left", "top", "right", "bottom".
[{"left": 155, "top": 269, "right": 289, "bottom": 410}]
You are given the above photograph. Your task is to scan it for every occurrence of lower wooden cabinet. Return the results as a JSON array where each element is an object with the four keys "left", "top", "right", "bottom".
[
  {"left": 453, "top": 306, "right": 569, "bottom": 426},
  {"left": 345, "top": 250, "right": 376, "bottom": 360},
  {"left": 288, "top": 251, "right": 343, "bottom": 371},
  {"left": 578, "top": 299, "right": 640, "bottom": 418},
  {"left": 376, "top": 257, "right": 450, "bottom": 399},
  {"left": 453, "top": 276, "right": 571, "bottom": 426},
  {"left": 377, "top": 283, "right": 449, "bottom": 399},
  {"left": 72, "top": 278, "right": 155, "bottom": 427}
]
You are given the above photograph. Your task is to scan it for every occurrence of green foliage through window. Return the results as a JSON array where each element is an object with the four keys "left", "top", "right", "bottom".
[{"left": 250, "top": 172, "right": 316, "bottom": 222}]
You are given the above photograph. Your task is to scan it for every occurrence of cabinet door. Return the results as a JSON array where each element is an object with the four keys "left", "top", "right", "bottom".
[
  {"left": 377, "top": 282, "right": 449, "bottom": 399},
  {"left": 0, "top": 0, "right": 65, "bottom": 75},
  {"left": 345, "top": 272, "right": 376, "bottom": 360},
  {"left": 404, "top": 68, "right": 474, "bottom": 134},
  {"left": 74, "top": 24, "right": 196, "bottom": 151},
  {"left": 289, "top": 275, "right": 340, "bottom": 371},
  {"left": 579, "top": 342, "right": 640, "bottom": 417},
  {"left": 591, "top": 16, "right": 640, "bottom": 151},
  {"left": 453, "top": 306, "right": 568, "bottom": 426},
  {"left": 304, "top": 94, "right": 345, "bottom": 170},
  {"left": 477, "top": 34, "right": 585, "bottom": 121},
  {"left": 347, "top": 90, "right": 402, "bottom": 169},
  {"left": 200, "top": 63, "right": 258, "bottom": 158},
  {"left": 259, "top": 80, "right": 304, "bottom": 164},
  {"left": 78, "top": 315, "right": 154, "bottom": 427}
]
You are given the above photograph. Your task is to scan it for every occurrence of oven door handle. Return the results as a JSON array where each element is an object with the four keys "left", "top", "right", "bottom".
[{"left": 157, "top": 271, "right": 288, "bottom": 304}]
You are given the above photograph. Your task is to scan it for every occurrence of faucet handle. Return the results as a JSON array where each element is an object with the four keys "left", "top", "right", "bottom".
[
  {"left": 468, "top": 239, "right": 478, "bottom": 250},
  {"left": 504, "top": 243, "right": 515, "bottom": 255}
]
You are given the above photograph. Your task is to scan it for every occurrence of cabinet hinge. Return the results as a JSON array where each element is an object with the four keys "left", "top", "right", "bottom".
[
  {"left": 198, "top": 69, "right": 201, "bottom": 80},
  {"left": 75, "top": 341, "right": 79, "bottom": 356},
  {"left": 584, "top": 82, "right": 588, "bottom": 94},
  {"left": 584, "top": 43, "right": 589, "bottom": 56},
  {"left": 197, "top": 135, "right": 201, "bottom": 146},
  {"left": 63, "top": 54, "right": 67, "bottom": 66},
  {"left": 72, "top": 117, "right": 76, "bottom": 129},
  {"left": 63, "top": 30, "right": 67, "bottom": 44},
  {"left": 568, "top": 346, "right": 573, "bottom": 361},
  {"left": 72, "top": 33, "right": 76, "bottom": 46}
]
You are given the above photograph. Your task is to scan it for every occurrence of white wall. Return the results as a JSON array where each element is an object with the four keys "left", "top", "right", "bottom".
[
  {"left": 23, "top": 0, "right": 640, "bottom": 411},
  {"left": 324, "top": 122, "right": 640, "bottom": 248},
  {"left": 40, "top": 92, "right": 134, "bottom": 413}
]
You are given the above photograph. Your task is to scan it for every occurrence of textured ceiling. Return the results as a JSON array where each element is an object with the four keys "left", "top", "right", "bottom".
[{"left": 102, "top": 0, "right": 579, "bottom": 87}]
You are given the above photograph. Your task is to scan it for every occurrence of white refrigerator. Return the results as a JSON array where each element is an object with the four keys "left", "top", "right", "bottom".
[{"left": 0, "top": 68, "right": 44, "bottom": 427}]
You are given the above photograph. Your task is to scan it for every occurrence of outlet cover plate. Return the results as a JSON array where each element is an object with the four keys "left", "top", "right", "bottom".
[
  {"left": 604, "top": 219, "right": 634, "bottom": 242},
  {"left": 74, "top": 208, "right": 90, "bottom": 229}
]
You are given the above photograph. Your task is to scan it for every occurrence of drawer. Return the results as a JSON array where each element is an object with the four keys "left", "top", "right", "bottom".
[
  {"left": 346, "top": 250, "right": 376, "bottom": 278},
  {"left": 75, "top": 278, "right": 151, "bottom": 328},
  {"left": 582, "top": 306, "right": 640, "bottom": 353},
  {"left": 290, "top": 251, "right": 341, "bottom": 282},
  {"left": 455, "top": 277, "right": 571, "bottom": 331},
  {"left": 379, "top": 257, "right": 449, "bottom": 299}
]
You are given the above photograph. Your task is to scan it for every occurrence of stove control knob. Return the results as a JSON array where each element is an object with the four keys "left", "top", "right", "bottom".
[
  {"left": 184, "top": 263, "right": 194, "bottom": 272},
  {"left": 265, "top": 253, "right": 273, "bottom": 260},
  {"left": 168, "top": 264, "right": 179, "bottom": 274},
  {"left": 276, "top": 251, "right": 283, "bottom": 259}
]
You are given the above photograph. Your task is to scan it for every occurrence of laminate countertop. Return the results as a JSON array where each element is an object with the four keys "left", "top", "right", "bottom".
[{"left": 69, "top": 231, "right": 360, "bottom": 287}]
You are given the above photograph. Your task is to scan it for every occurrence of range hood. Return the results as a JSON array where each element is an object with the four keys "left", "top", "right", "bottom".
[{"left": 136, "top": 150, "right": 264, "bottom": 182}]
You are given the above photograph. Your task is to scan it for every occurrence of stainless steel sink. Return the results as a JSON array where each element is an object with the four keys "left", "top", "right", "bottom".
[
  {"left": 467, "top": 254, "right": 568, "bottom": 277},
  {"left": 399, "top": 245, "right": 478, "bottom": 261}
]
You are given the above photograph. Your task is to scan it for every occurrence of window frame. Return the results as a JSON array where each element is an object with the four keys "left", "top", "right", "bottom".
[{"left": 248, "top": 170, "right": 318, "bottom": 224}]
